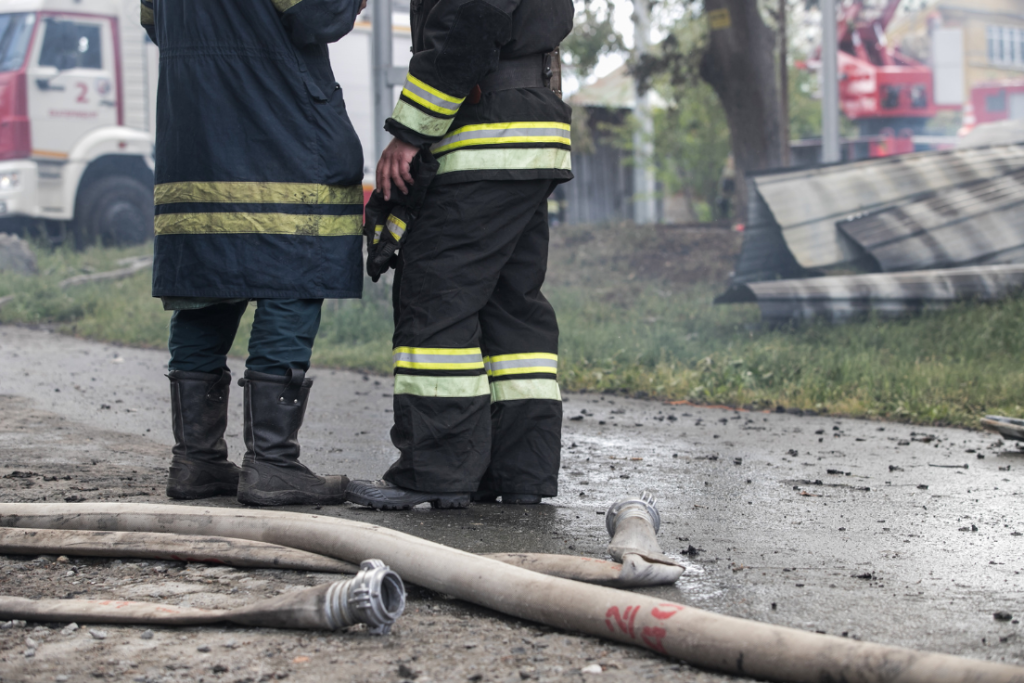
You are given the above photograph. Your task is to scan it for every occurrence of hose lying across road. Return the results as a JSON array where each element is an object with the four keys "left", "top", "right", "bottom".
[
  {"left": 0, "top": 527, "right": 674, "bottom": 588},
  {"left": 1, "top": 503, "right": 1021, "bottom": 683},
  {"left": 0, "top": 527, "right": 360, "bottom": 573}
]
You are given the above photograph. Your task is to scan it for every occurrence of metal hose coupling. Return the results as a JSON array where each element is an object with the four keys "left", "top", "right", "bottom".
[
  {"left": 324, "top": 559, "right": 406, "bottom": 634},
  {"left": 606, "top": 490, "right": 661, "bottom": 537}
]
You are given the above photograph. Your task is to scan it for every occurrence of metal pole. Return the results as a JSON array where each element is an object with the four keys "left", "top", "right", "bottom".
[
  {"left": 820, "top": 0, "right": 841, "bottom": 164},
  {"left": 632, "top": 0, "right": 657, "bottom": 224},
  {"left": 779, "top": 0, "right": 791, "bottom": 166},
  {"left": 372, "top": 0, "right": 395, "bottom": 165}
]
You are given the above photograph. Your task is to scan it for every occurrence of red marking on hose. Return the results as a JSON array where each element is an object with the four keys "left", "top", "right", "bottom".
[
  {"left": 605, "top": 605, "right": 641, "bottom": 637},
  {"left": 626, "top": 605, "right": 639, "bottom": 638},
  {"left": 156, "top": 606, "right": 185, "bottom": 614},
  {"left": 641, "top": 625, "right": 668, "bottom": 653},
  {"left": 651, "top": 603, "right": 685, "bottom": 620}
]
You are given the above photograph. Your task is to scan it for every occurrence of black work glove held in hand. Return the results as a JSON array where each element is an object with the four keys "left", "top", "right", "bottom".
[
  {"left": 363, "top": 149, "right": 440, "bottom": 283},
  {"left": 363, "top": 191, "right": 395, "bottom": 283}
]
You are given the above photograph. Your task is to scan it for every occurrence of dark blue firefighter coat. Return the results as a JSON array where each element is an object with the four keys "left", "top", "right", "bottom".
[{"left": 141, "top": 0, "right": 365, "bottom": 299}]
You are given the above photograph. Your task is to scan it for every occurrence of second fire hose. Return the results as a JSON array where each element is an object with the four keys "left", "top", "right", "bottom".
[{"left": 0, "top": 559, "right": 405, "bottom": 633}]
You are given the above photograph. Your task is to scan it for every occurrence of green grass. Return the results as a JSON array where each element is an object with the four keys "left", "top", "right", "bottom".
[
  {"left": 3, "top": 239, "right": 1023, "bottom": 428},
  {"left": 554, "top": 285, "right": 1024, "bottom": 426}
]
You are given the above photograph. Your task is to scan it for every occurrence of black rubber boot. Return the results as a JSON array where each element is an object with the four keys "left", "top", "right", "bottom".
[
  {"left": 236, "top": 369, "right": 348, "bottom": 506},
  {"left": 166, "top": 370, "right": 241, "bottom": 499},
  {"left": 346, "top": 479, "right": 470, "bottom": 510}
]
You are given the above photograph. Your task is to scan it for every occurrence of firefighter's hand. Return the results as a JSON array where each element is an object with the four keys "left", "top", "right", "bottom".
[
  {"left": 358, "top": 0, "right": 367, "bottom": 14},
  {"left": 376, "top": 137, "right": 418, "bottom": 201}
]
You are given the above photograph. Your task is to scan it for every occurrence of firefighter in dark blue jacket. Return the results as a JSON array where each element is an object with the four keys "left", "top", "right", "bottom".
[
  {"left": 141, "top": 0, "right": 365, "bottom": 506},
  {"left": 347, "top": 0, "right": 574, "bottom": 509}
]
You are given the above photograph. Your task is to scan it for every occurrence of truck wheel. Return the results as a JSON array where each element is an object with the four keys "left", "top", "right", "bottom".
[{"left": 74, "top": 176, "right": 154, "bottom": 249}]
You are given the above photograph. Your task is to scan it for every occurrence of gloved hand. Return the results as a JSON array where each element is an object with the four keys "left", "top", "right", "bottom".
[
  {"left": 363, "top": 149, "right": 439, "bottom": 283},
  {"left": 363, "top": 191, "right": 396, "bottom": 283}
]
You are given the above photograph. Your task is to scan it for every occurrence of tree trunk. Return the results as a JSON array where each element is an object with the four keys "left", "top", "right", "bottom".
[{"left": 699, "top": 0, "right": 782, "bottom": 224}]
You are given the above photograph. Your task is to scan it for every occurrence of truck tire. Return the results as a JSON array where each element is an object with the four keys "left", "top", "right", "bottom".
[{"left": 74, "top": 175, "right": 154, "bottom": 249}]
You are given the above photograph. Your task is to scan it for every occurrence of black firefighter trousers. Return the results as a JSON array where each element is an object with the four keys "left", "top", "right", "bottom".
[{"left": 383, "top": 179, "right": 562, "bottom": 497}]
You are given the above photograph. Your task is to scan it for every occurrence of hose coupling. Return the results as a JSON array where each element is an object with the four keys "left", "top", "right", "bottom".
[
  {"left": 324, "top": 559, "right": 406, "bottom": 634},
  {"left": 606, "top": 490, "right": 661, "bottom": 536}
]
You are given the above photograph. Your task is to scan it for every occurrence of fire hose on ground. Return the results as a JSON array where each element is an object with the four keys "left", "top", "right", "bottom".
[
  {"left": 0, "top": 492, "right": 682, "bottom": 588},
  {"left": 0, "top": 493, "right": 680, "bottom": 634},
  {"left": 1, "top": 501, "right": 1022, "bottom": 683}
]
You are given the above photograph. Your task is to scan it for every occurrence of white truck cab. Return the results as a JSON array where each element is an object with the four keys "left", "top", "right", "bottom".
[{"left": 0, "top": 0, "right": 156, "bottom": 247}]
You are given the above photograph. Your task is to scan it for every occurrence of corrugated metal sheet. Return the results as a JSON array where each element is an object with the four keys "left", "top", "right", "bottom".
[
  {"left": 751, "top": 143, "right": 1024, "bottom": 270},
  {"left": 728, "top": 190, "right": 808, "bottom": 284},
  {"left": 719, "top": 264, "right": 1024, "bottom": 322},
  {"left": 838, "top": 168, "right": 1024, "bottom": 272}
]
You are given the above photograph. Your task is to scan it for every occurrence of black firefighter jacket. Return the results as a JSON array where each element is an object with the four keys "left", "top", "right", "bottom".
[
  {"left": 387, "top": 0, "right": 575, "bottom": 185},
  {"left": 142, "top": 0, "right": 365, "bottom": 300}
]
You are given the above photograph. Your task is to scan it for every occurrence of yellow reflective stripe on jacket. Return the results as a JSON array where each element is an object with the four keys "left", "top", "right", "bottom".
[
  {"left": 393, "top": 347, "right": 485, "bottom": 372},
  {"left": 386, "top": 214, "right": 407, "bottom": 242},
  {"left": 433, "top": 122, "right": 571, "bottom": 155},
  {"left": 140, "top": 1, "right": 154, "bottom": 25},
  {"left": 395, "top": 374, "right": 491, "bottom": 398},
  {"left": 490, "top": 379, "right": 562, "bottom": 402},
  {"left": 485, "top": 352, "right": 558, "bottom": 377},
  {"left": 391, "top": 100, "right": 456, "bottom": 139},
  {"left": 155, "top": 182, "right": 362, "bottom": 206},
  {"left": 272, "top": 0, "right": 303, "bottom": 12},
  {"left": 155, "top": 213, "right": 362, "bottom": 237},
  {"left": 373, "top": 223, "right": 384, "bottom": 245},
  {"left": 437, "top": 147, "right": 572, "bottom": 175},
  {"left": 401, "top": 74, "right": 464, "bottom": 116}
]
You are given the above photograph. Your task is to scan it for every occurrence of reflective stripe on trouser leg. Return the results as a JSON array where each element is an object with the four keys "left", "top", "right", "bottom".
[
  {"left": 486, "top": 353, "right": 561, "bottom": 402},
  {"left": 386, "top": 346, "right": 491, "bottom": 492}
]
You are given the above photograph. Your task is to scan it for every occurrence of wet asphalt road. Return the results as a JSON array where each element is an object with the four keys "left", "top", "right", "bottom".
[{"left": 1, "top": 324, "right": 1022, "bottom": 671}]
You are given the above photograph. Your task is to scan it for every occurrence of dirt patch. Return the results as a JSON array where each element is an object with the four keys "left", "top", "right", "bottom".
[
  {"left": 549, "top": 223, "right": 741, "bottom": 289},
  {"left": 628, "top": 227, "right": 741, "bottom": 286},
  {"left": 0, "top": 396, "right": 165, "bottom": 505},
  {"left": 0, "top": 397, "right": 719, "bottom": 683}
]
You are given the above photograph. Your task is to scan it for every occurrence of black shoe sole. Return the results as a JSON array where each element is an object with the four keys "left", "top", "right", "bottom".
[
  {"left": 502, "top": 495, "right": 542, "bottom": 505},
  {"left": 166, "top": 482, "right": 238, "bottom": 500},
  {"left": 236, "top": 485, "right": 347, "bottom": 507},
  {"left": 470, "top": 492, "right": 542, "bottom": 505},
  {"left": 346, "top": 489, "right": 470, "bottom": 511}
]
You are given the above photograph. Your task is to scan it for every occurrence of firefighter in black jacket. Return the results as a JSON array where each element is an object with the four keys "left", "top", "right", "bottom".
[
  {"left": 347, "top": 0, "right": 575, "bottom": 509},
  {"left": 142, "top": 0, "right": 366, "bottom": 506}
]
